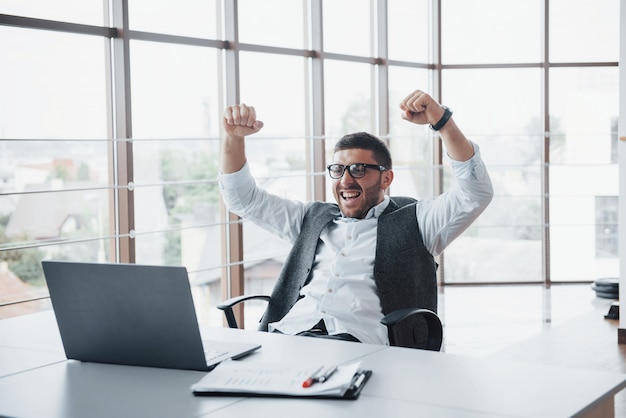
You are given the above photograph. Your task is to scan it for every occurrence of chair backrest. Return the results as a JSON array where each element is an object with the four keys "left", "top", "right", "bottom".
[{"left": 375, "top": 197, "right": 439, "bottom": 349}]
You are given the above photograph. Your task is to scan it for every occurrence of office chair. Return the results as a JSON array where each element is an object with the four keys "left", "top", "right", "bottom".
[{"left": 217, "top": 295, "right": 443, "bottom": 351}]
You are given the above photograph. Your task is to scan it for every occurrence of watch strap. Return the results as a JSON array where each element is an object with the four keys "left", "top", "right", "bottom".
[{"left": 429, "top": 106, "right": 453, "bottom": 131}]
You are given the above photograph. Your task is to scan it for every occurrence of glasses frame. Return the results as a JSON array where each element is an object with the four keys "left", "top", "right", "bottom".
[{"left": 326, "top": 163, "right": 389, "bottom": 179}]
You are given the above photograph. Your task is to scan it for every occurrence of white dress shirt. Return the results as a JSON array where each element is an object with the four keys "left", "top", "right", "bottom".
[{"left": 218, "top": 142, "right": 493, "bottom": 345}]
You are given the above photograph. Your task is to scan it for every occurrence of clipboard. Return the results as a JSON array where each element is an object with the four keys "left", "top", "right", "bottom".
[
  {"left": 191, "top": 361, "right": 372, "bottom": 400},
  {"left": 334, "top": 369, "right": 372, "bottom": 400}
]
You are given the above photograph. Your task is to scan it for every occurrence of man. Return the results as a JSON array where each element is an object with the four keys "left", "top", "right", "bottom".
[{"left": 218, "top": 89, "right": 493, "bottom": 346}]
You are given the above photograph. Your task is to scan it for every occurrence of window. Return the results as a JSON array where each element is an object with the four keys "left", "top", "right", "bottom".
[
  {"left": 549, "top": 67, "right": 619, "bottom": 281},
  {"left": 441, "top": 0, "right": 542, "bottom": 64},
  {"left": 442, "top": 68, "right": 543, "bottom": 283},
  {"left": 0, "top": 0, "right": 619, "bottom": 320},
  {"left": 0, "top": 25, "right": 110, "bottom": 316}
]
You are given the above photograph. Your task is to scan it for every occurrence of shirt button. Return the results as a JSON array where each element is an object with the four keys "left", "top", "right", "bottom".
[{"left": 327, "top": 288, "right": 333, "bottom": 293}]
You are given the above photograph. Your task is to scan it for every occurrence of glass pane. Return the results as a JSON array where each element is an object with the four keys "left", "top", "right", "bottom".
[
  {"left": 0, "top": 27, "right": 108, "bottom": 139},
  {"left": 0, "top": 0, "right": 104, "bottom": 26},
  {"left": 444, "top": 226, "right": 543, "bottom": 282},
  {"left": 237, "top": 51, "right": 307, "bottom": 319},
  {"left": 239, "top": 52, "right": 306, "bottom": 139},
  {"left": 548, "top": 67, "right": 618, "bottom": 283},
  {"left": 1, "top": 163, "right": 111, "bottom": 255},
  {"left": 0, "top": 25, "right": 112, "bottom": 310},
  {"left": 388, "top": 0, "right": 430, "bottom": 62},
  {"left": 442, "top": 68, "right": 542, "bottom": 137},
  {"left": 2, "top": 181, "right": 110, "bottom": 244},
  {"left": 441, "top": 0, "right": 542, "bottom": 64},
  {"left": 0, "top": 238, "right": 113, "bottom": 318},
  {"left": 324, "top": 60, "right": 373, "bottom": 139},
  {"left": 443, "top": 70, "right": 543, "bottom": 284},
  {"left": 549, "top": 67, "right": 619, "bottom": 165},
  {"left": 445, "top": 129, "right": 543, "bottom": 283},
  {"left": 445, "top": 162, "right": 543, "bottom": 284},
  {"left": 549, "top": 167, "right": 618, "bottom": 282},
  {"left": 388, "top": 66, "right": 431, "bottom": 137},
  {"left": 128, "top": 0, "right": 219, "bottom": 39},
  {"left": 130, "top": 41, "right": 220, "bottom": 139},
  {"left": 238, "top": 0, "right": 305, "bottom": 48},
  {"left": 132, "top": 138, "right": 221, "bottom": 262},
  {"left": 323, "top": 0, "right": 372, "bottom": 56},
  {"left": 238, "top": 51, "right": 307, "bottom": 197},
  {"left": 550, "top": 0, "right": 619, "bottom": 62}
]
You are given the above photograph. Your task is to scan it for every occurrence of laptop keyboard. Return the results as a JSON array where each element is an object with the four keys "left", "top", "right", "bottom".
[{"left": 204, "top": 348, "right": 228, "bottom": 362}]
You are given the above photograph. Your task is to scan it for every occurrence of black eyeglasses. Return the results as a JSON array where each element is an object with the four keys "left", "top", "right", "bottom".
[{"left": 326, "top": 163, "right": 388, "bottom": 179}]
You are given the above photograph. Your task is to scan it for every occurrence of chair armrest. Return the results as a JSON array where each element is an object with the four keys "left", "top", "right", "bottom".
[
  {"left": 216, "top": 294, "right": 271, "bottom": 329},
  {"left": 380, "top": 308, "right": 443, "bottom": 351}
]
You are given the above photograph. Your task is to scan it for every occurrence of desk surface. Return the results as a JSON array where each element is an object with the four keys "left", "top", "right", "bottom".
[{"left": 1, "top": 311, "right": 625, "bottom": 418}]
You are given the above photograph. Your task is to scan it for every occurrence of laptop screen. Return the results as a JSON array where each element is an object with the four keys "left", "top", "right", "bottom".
[{"left": 42, "top": 261, "right": 212, "bottom": 371}]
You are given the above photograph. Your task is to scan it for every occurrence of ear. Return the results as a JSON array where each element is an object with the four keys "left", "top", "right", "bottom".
[{"left": 381, "top": 169, "right": 394, "bottom": 190}]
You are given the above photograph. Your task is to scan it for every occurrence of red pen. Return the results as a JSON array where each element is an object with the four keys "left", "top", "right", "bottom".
[{"left": 302, "top": 366, "right": 324, "bottom": 388}]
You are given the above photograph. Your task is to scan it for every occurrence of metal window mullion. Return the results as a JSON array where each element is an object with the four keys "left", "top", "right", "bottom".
[
  {"left": 433, "top": 0, "right": 445, "bottom": 285},
  {"left": 308, "top": 0, "right": 326, "bottom": 202},
  {"left": 542, "top": 0, "right": 551, "bottom": 286},
  {"left": 220, "top": 0, "right": 245, "bottom": 323},
  {"left": 375, "top": 0, "right": 389, "bottom": 139},
  {"left": 109, "top": 0, "right": 135, "bottom": 264}
]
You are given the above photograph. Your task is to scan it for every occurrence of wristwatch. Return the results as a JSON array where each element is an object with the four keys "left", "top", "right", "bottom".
[{"left": 429, "top": 106, "right": 453, "bottom": 131}]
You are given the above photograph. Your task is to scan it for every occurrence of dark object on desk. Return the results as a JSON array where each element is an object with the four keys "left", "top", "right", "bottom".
[
  {"left": 217, "top": 295, "right": 443, "bottom": 351},
  {"left": 605, "top": 301, "right": 620, "bottom": 320},
  {"left": 42, "top": 261, "right": 261, "bottom": 371},
  {"left": 592, "top": 277, "right": 619, "bottom": 299}
]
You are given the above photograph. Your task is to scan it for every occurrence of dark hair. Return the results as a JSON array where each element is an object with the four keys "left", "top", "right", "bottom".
[{"left": 333, "top": 132, "right": 392, "bottom": 169}]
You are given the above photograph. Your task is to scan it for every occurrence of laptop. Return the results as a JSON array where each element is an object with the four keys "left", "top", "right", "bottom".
[{"left": 42, "top": 260, "right": 261, "bottom": 371}]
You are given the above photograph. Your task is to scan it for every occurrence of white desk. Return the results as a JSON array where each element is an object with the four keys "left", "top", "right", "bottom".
[{"left": 1, "top": 311, "right": 625, "bottom": 418}]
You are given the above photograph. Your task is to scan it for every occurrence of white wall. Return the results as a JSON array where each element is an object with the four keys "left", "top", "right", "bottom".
[{"left": 618, "top": 1, "right": 626, "bottom": 329}]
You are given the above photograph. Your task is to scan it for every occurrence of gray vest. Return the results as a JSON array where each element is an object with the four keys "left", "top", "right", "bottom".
[{"left": 259, "top": 197, "right": 437, "bottom": 347}]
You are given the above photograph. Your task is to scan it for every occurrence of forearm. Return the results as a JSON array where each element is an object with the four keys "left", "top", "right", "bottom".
[
  {"left": 436, "top": 117, "right": 475, "bottom": 162},
  {"left": 220, "top": 134, "right": 247, "bottom": 174}
]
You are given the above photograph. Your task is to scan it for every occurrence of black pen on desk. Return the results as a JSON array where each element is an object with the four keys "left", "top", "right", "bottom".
[
  {"left": 302, "top": 366, "right": 324, "bottom": 388},
  {"left": 316, "top": 365, "right": 338, "bottom": 383}
]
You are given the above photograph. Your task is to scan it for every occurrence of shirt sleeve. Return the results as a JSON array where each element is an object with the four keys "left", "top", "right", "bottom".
[
  {"left": 416, "top": 141, "right": 494, "bottom": 256},
  {"left": 218, "top": 162, "right": 309, "bottom": 243}
]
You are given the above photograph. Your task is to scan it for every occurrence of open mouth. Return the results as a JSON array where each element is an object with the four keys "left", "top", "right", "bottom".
[{"left": 340, "top": 191, "right": 362, "bottom": 201}]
